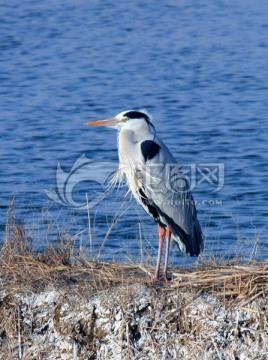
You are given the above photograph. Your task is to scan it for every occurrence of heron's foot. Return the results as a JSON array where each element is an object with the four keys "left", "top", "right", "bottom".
[
  {"left": 152, "top": 274, "right": 172, "bottom": 283},
  {"left": 160, "top": 274, "right": 172, "bottom": 283}
]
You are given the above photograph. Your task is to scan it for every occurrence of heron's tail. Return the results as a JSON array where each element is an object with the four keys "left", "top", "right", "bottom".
[{"left": 171, "top": 219, "right": 203, "bottom": 257}]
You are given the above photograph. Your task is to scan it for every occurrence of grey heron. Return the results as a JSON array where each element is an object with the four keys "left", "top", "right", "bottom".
[{"left": 85, "top": 110, "right": 203, "bottom": 281}]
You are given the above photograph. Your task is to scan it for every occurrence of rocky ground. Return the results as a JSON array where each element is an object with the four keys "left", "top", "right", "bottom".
[
  {"left": 1, "top": 274, "right": 268, "bottom": 359},
  {"left": 1, "top": 218, "right": 267, "bottom": 359}
]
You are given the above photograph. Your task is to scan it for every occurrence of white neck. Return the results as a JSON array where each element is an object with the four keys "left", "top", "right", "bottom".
[
  {"left": 117, "top": 119, "right": 155, "bottom": 166},
  {"left": 120, "top": 119, "right": 154, "bottom": 141}
]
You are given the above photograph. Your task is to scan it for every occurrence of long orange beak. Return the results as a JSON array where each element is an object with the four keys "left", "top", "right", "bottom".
[{"left": 84, "top": 118, "right": 118, "bottom": 127}]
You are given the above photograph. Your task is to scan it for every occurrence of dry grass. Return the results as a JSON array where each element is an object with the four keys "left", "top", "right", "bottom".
[
  {"left": 172, "top": 262, "right": 268, "bottom": 307},
  {"left": 1, "top": 203, "right": 268, "bottom": 308},
  {"left": 1, "top": 204, "right": 268, "bottom": 359}
]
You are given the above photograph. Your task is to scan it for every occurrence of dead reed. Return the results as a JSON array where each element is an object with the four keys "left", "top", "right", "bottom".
[
  {"left": 1, "top": 204, "right": 268, "bottom": 307},
  {"left": 1, "top": 202, "right": 267, "bottom": 359}
]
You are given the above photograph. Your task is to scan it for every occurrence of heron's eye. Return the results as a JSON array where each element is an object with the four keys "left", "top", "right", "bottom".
[{"left": 123, "top": 117, "right": 129, "bottom": 122}]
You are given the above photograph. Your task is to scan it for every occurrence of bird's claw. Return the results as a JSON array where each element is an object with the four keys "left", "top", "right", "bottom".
[
  {"left": 152, "top": 275, "right": 172, "bottom": 283},
  {"left": 160, "top": 275, "right": 172, "bottom": 283}
]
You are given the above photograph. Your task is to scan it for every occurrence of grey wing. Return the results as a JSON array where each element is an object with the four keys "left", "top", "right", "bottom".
[{"left": 136, "top": 138, "right": 203, "bottom": 257}]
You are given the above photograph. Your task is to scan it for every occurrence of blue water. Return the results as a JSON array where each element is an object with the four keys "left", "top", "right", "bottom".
[{"left": 1, "top": 0, "right": 268, "bottom": 266}]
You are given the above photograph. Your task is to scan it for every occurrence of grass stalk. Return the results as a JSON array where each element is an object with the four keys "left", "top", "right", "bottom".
[{"left": 86, "top": 192, "right": 93, "bottom": 256}]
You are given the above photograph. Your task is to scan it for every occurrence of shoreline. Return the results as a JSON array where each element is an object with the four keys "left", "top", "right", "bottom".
[
  {"left": 0, "top": 216, "right": 267, "bottom": 359},
  {"left": 0, "top": 250, "right": 268, "bottom": 359}
]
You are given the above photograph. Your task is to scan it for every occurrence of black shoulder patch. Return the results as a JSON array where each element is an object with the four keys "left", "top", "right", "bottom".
[{"left": 141, "top": 140, "right": 160, "bottom": 161}]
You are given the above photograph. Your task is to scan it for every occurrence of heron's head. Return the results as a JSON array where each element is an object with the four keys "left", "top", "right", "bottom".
[{"left": 84, "top": 110, "right": 153, "bottom": 130}]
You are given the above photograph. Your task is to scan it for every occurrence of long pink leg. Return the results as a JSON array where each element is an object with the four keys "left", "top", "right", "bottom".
[
  {"left": 153, "top": 225, "right": 166, "bottom": 281},
  {"left": 163, "top": 228, "right": 171, "bottom": 282}
]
